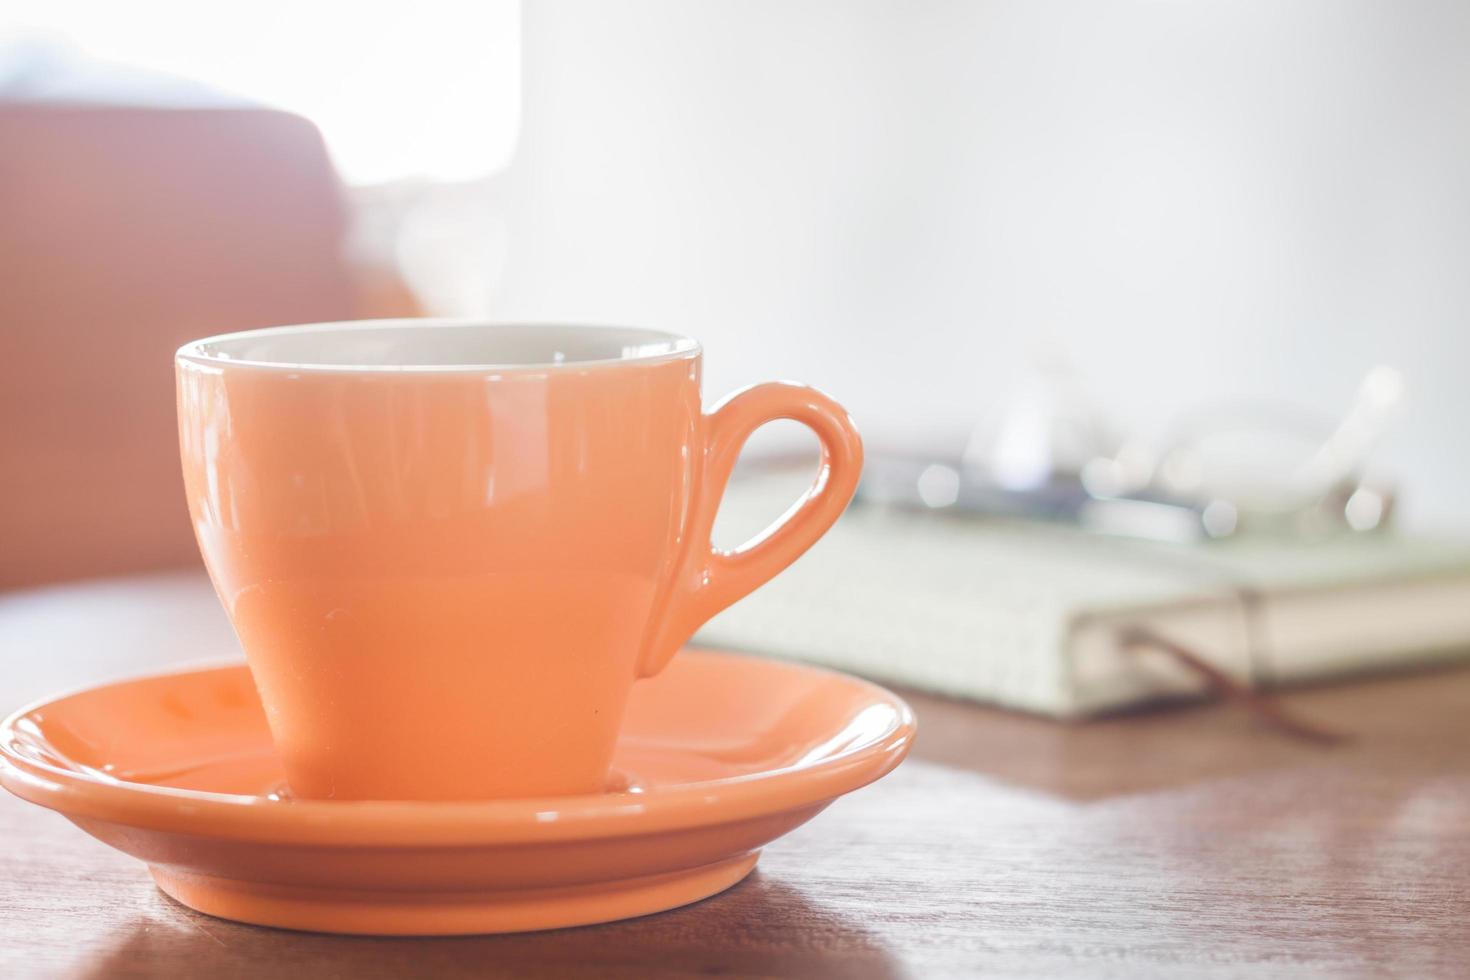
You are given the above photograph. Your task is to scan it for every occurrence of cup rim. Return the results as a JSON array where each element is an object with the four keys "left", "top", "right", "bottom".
[{"left": 175, "top": 318, "right": 702, "bottom": 375}]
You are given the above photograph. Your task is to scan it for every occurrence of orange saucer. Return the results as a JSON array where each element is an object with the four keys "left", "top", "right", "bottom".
[{"left": 0, "top": 649, "right": 914, "bottom": 935}]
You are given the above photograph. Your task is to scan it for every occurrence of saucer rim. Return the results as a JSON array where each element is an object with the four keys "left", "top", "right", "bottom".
[{"left": 0, "top": 649, "right": 915, "bottom": 847}]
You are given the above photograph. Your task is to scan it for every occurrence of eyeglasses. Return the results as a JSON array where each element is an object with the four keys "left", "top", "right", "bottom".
[{"left": 858, "top": 364, "right": 1403, "bottom": 543}]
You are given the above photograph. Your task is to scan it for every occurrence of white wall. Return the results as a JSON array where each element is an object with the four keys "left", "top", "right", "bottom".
[{"left": 490, "top": 0, "right": 1470, "bottom": 528}]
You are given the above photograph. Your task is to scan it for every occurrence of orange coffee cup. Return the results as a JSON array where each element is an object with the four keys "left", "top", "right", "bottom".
[{"left": 176, "top": 320, "right": 862, "bottom": 800}]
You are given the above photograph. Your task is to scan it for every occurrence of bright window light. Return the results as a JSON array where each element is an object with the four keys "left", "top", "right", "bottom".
[{"left": 1, "top": 1, "right": 520, "bottom": 186}]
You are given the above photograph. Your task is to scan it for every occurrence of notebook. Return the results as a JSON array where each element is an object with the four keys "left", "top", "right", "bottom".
[{"left": 695, "top": 473, "right": 1470, "bottom": 717}]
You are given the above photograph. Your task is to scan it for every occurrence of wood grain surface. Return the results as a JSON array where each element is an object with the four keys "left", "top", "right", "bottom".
[{"left": 2, "top": 574, "right": 1468, "bottom": 979}]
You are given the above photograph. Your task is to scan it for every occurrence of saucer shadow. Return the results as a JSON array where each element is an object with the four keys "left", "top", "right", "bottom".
[{"left": 67, "top": 872, "right": 905, "bottom": 980}]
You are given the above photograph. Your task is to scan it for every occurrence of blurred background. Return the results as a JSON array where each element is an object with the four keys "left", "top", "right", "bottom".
[
  {"left": 7, "top": 6, "right": 1470, "bottom": 967},
  {"left": 2, "top": 0, "right": 1467, "bottom": 590}
]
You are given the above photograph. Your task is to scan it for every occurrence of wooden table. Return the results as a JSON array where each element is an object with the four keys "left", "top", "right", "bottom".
[{"left": 2, "top": 573, "right": 1468, "bottom": 979}]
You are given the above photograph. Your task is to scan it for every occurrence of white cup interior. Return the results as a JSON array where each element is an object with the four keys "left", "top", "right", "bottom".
[{"left": 177, "top": 320, "right": 699, "bottom": 372}]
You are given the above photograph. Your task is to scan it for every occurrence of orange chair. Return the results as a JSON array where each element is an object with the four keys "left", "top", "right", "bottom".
[{"left": 0, "top": 104, "right": 381, "bottom": 588}]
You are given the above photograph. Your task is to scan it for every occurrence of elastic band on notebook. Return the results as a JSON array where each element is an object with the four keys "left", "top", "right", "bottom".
[{"left": 1118, "top": 625, "right": 1349, "bottom": 745}]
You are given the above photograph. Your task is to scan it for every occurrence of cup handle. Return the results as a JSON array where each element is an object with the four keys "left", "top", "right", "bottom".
[{"left": 638, "top": 382, "right": 864, "bottom": 678}]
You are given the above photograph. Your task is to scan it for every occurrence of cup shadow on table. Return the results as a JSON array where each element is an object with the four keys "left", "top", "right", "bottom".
[{"left": 68, "top": 872, "right": 905, "bottom": 980}]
